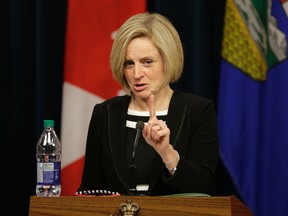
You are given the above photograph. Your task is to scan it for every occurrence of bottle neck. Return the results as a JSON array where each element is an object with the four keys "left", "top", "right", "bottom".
[{"left": 44, "top": 127, "right": 54, "bottom": 130}]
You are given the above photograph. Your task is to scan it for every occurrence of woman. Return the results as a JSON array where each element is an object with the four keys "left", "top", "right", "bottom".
[{"left": 77, "top": 12, "right": 219, "bottom": 196}]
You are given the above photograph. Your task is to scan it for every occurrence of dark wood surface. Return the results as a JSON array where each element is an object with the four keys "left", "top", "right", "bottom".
[{"left": 29, "top": 195, "right": 253, "bottom": 216}]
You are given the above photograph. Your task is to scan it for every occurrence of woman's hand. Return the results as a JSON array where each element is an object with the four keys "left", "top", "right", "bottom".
[
  {"left": 142, "top": 95, "right": 179, "bottom": 173},
  {"left": 142, "top": 95, "right": 170, "bottom": 153}
]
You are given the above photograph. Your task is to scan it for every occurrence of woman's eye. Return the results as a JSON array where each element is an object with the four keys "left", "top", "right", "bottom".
[
  {"left": 124, "top": 61, "right": 134, "bottom": 68},
  {"left": 143, "top": 59, "right": 153, "bottom": 65}
]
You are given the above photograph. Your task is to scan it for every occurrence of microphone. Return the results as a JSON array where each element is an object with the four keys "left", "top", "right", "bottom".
[{"left": 129, "top": 121, "right": 144, "bottom": 195}]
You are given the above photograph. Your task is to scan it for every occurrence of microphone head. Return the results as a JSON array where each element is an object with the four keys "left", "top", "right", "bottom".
[{"left": 136, "top": 121, "right": 144, "bottom": 130}]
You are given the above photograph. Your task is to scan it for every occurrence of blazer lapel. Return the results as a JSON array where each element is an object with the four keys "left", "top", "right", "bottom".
[
  {"left": 167, "top": 91, "right": 187, "bottom": 148},
  {"left": 107, "top": 96, "right": 131, "bottom": 190}
]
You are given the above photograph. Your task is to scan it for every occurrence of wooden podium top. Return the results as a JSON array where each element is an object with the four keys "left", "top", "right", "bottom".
[{"left": 29, "top": 195, "right": 252, "bottom": 216}]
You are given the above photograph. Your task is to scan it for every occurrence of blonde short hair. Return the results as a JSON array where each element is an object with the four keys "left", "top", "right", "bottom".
[{"left": 110, "top": 12, "right": 184, "bottom": 95}]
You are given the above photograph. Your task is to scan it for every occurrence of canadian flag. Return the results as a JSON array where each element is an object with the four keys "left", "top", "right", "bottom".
[{"left": 61, "top": 0, "right": 146, "bottom": 196}]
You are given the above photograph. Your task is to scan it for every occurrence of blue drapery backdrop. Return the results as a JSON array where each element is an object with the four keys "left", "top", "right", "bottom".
[
  {"left": 1, "top": 0, "right": 67, "bottom": 215},
  {"left": 218, "top": 0, "right": 288, "bottom": 215}
]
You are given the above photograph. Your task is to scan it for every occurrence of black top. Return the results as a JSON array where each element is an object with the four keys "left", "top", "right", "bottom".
[
  {"left": 78, "top": 90, "right": 219, "bottom": 196},
  {"left": 126, "top": 110, "right": 167, "bottom": 193}
]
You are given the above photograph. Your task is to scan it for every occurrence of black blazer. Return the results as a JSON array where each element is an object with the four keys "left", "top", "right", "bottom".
[{"left": 78, "top": 90, "right": 219, "bottom": 196}]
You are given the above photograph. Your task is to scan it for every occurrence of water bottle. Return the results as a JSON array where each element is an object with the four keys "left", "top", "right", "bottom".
[{"left": 36, "top": 120, "right": 61, "bottom": 196}]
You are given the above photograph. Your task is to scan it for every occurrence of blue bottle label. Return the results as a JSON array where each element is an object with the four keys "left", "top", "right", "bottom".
[{"left": 37, "top": 162, "right": 61, "bottom": 185}]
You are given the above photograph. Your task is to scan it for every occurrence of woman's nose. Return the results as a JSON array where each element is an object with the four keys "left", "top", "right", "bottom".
[{"left": 134, "top": 64, "right": 144, "bottom": 78}]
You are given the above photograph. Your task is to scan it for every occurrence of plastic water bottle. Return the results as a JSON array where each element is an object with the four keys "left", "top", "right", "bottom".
[{"left": 36, "top": 120, "right": 61, "bottom": 196}]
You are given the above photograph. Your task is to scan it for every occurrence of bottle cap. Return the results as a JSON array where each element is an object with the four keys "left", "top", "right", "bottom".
[{"left": 44, "top": 120, "right": 54, "bottom": 127}]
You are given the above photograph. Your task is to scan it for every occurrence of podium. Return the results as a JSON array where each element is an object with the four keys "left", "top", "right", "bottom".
[{"left": 29, "top": 195, "right": 252, "bottom": 216}]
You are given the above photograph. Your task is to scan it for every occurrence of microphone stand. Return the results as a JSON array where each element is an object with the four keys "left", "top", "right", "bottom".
[
  {"left": 129, "top": 162, "right": 137, "bottom": 195},
  {"left": 129, "top": 121, "right": 144, "bottom": 195}
]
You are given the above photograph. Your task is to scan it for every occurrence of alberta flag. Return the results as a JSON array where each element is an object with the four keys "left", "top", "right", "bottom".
[
  {"left": 61, "top": 0, "right": 146, "bottom": 196},
  {"left": 218, "top": 0, "right": 288, "bottom": 215}
]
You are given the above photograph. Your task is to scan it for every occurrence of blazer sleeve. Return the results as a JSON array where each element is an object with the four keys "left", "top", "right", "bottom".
[
  {"left": 163, "top": 98, "right": 219, "bottom": 195},
  {"left": 77, "top": 104, "right": 107, "bottom": 192}
]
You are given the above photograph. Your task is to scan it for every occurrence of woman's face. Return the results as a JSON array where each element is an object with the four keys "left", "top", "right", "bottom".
[{"left": 124, "top": 37, "right": 166, "bottom": 100}]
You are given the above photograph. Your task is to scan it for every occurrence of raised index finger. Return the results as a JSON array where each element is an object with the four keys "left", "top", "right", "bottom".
[{"left": 148, "top": 95, "right": 157, "bottom": 120}]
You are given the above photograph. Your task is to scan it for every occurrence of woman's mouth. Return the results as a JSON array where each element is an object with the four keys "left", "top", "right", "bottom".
[{"left": 133, "top": 83, "right": 147, "bottom": 91}]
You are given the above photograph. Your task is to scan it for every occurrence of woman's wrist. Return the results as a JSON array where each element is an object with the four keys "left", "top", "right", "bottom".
[
  {"left": 168, "top": 166, "right": 177, "bottom": 175},
  {"left": 162, "top": 148, "right": 179, "bottom": 175},
  {"left": 163, "top": 150, "right": 179, "bottom": 165}
]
